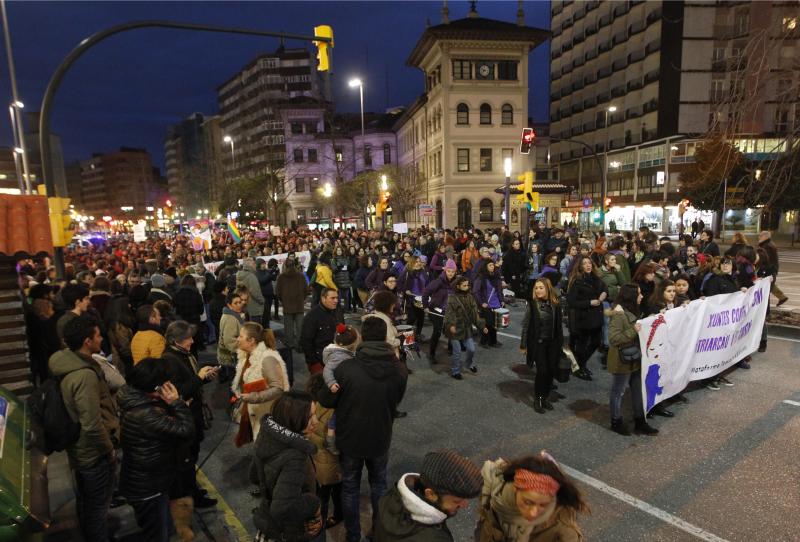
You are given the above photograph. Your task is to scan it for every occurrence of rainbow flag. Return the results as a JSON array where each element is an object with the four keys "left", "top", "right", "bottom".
[{"left": 227, "top": 217, "right": 242, "bottom": 243}]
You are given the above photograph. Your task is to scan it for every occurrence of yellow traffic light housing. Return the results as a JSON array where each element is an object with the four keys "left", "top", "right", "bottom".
[
  {"left": 48, "top": 197, "right": 75, "bottom": 247},
  {"left": 313, "top": 25, "right": 334, "bottom": 72}
]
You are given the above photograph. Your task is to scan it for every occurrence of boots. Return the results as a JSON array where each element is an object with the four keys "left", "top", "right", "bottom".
[
  {"left": 542, "top": 396, "right": 554, "bottom": 410},
  {"left": 533, "top": 396, "right": 545, "bottom": 414},
  {"left": 610, "top": 418, "right": 630, "bottom": 436},
  {"left": 634, "top": 418, "right": 659, "bottom": 436},
  {"left": 170, "top": 496, "right": 195, "bottom": 542}
]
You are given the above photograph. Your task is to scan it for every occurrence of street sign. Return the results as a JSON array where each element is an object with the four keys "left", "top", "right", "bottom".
[
  {"left": 582, "top": 197, "right": 592, "bottom": 209},
  {"left": 418, "top": 204, "right": 435, "bottom": 217}
]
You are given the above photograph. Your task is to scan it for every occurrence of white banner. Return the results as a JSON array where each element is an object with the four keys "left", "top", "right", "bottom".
[
  {"left": 638, "top": 277, "right": 771, "bottom": 414},
  {"left": 133, "top": 221, "right": 147, "bottom": 242},
  {"left": 204, "top": 250, "right": 311, "bottom": 275}
]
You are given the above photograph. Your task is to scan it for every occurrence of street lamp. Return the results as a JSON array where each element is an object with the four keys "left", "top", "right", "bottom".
[
  {"left": 223, "top": 134, "right": 235, "bottom": 170},
  {"left": 379, "top": 174, "right": 388, "bottom": 192},
  {"left": 349, "top": 77, "right": 368, "bottom": 229},
  {"left": 601, "top": 105, "right": 617, "bottom": 231},
  {"left": 503, "top": 157, "right": 513, "bottom": 227}
]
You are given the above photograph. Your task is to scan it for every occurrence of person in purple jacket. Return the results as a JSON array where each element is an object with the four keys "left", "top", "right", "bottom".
[
  {"left": 422, "top": 259, "right": 458, "bottom": 363},
  {"left": 428, "top": 243, "right": 448, "bottom": 280},
  {"left": 401, "top": 255, "right": 429, "bottom": 341},
  {"left": 472, "top": 260, "right": 504, "bottom": 348}
]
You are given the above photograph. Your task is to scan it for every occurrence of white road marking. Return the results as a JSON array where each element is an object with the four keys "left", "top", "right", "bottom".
[
  {"left": 782, "top": 400, "right": 800, "bottom": 407},
  {"left": 497, "top": 331, "right": 521, "bottom": 340},
  {"left": 559, "top": 464, "right": 731, "bottom": 542}
]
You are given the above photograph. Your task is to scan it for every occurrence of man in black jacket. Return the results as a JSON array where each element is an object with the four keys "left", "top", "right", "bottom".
[
  {"left": 318, "top": 317, "right": 408, "bottom": 542},
  {"left": 299, "top": 287, "right": 344, "bottom": 374},
  {"left": 374, "top": 450, "right": 482, "bottom": 542}
]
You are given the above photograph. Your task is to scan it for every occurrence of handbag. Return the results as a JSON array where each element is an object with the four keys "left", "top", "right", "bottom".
[{"left": 619, "top": 343, "right": 642, "bottom": 364}]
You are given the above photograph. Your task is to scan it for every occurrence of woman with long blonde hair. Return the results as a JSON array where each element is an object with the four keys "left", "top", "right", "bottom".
[{"left": 520, "top": 278, "right": 563, "bottom": 414}]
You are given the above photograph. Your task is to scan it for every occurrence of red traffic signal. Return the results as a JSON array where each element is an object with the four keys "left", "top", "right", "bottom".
[{"left": 520, "top": 128, "right": 535, "bottom": 154}]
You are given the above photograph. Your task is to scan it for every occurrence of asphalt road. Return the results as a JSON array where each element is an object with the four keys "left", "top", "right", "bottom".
[{"left": 193, "top": 298, "right": 800, "bottom": 542}]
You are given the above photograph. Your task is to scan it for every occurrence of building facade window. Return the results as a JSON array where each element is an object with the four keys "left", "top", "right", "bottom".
[
  {"left": 457, "top": 199, "right": 472, "bottom": 228},
  {"left": 497, "top": 60, "right": 519, "bottom": 80},
  {"left": 480, "top": 148, "right": 492, "bottom": 172},
  {"left": 364, "top": 145, "right": 372, "bottom": 167},
  {"left": 479, "top": 198, "right": 494, "bottom": 222},
  {"left": 295, "top": 177, "right": 305, "bottom": 193},
  {"left": 457, "top": 103, "right": 469, "bottom": 125},
  {"left": 480, "top": 103, "right": 492, "bottom": 125},
  {"left": 452, "top": 60, "right": 472, "bottom": 80},
  {"left": 501, "top": 104, "right": 514, "bottom": 125},
  {"left": 309, "top": 177, "right": 320, "bottom": 190},
  {"left": 334, "top": 146, "right": 343, "bottom": 163},
  {"left": 291, "top": 122, "right": 303, "bottom": 134},
  {"left": 457, "top": 148, "right": 470, "bottom": 172},
  {"left": 297, "top": 209, "right": 306, "bottom": 223},
  {"left": 383, "top": 143, "right": 391, "bottom": 164},
  {"left": 293, "top": 148, "right": 304, "bottom": 162},
  {"left": 307, "top": 148, "right": 318, "bottom": 162}
]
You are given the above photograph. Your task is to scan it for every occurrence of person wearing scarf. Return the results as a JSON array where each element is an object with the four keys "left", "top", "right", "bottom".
[{"left": 476, "top": 452, "right": 588, "bottom": 542}]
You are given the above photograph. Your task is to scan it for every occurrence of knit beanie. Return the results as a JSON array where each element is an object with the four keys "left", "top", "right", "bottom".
[
  {"left": 420, "top": 450, "right": 482, "bottom": 499},
  {"left": 443, "top": 259, "right": 457, "bottom": 272}
]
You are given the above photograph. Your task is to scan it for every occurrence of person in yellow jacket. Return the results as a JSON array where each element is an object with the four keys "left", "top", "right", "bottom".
[
  {"left": 131, "top": 304, "right": 165, "bottom": 365},
  {"left": 313, "top": 252, "right": 338, "bottom": 304}
]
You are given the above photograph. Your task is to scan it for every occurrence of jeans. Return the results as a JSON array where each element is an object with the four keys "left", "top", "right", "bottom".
[
  {"left": 131, "top": 493, "right": 170, "bottom": 542},
  {"left": 451, "top": 337, "right": 476, "bottom": 375},
  {"left": 339, "top": 288, "right": 352, "bottom": 312},
  {"left": 282, "top": 313, "right": 303, "bottom": 350},
  {"left": 479, "top": 307, "right": 497, "bottom": 345},
  {"left": 339, "top": 451, "right": 389, "bottom": 542},
  {"left": 601, "top": 301, "right": 611, "bottom": 347},
  {"left": 609, "top": 370, "right": 644, "bottom": 420},
  {"left": 350, "top": 286, "right": 362, "bottom": 310},
  {"left": 73, "top": 455, "right": 115, "bottom": 542}
]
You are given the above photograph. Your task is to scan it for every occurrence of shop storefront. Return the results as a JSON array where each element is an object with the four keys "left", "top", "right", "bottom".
[{"left": 722, "top": 208, "right": 761, "bottom": 236}]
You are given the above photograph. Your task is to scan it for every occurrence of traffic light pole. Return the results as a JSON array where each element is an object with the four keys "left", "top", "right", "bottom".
[
  {"left": 39, "top": 20, "right": 332, "bottom": 277},
  {"left": 549, "top": 137, "right": 606, "bottom": 231}
]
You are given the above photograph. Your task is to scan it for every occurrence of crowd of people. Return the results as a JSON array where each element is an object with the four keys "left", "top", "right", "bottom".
[{"left": 17, "top": 220, "right": 788, "bottom": 542}]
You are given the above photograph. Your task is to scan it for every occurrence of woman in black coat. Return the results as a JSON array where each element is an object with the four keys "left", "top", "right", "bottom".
[
  {"left": 520, "top": 278, "right": 564, "bottom": 414},
  {"left": 161, "top": 321, "right": 219, "bottom": 511},
  {"left": 257, "top": 259, "right": 280, "bottom": 326},
  {"left": 566, "top": 256, "right": 608, "bottom": 381},
  {"left": 173, "top": 274, "right": 205, "bottom": 354},
  {"left": 702, "top": 258, "right": 739, "bottom": 297},
  {"left": 250, "top": 391, "right": 323, "bottom": 542},
  {"left": 118, "top": 358, "right": 195, "bottom": 542},
  {"left": 502, "top": 238, "right": 527, "bottom": 298}
]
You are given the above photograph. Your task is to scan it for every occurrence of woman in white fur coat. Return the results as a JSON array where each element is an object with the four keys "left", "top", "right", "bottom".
[{"left": 231, "top": 322, "right": 290, "bottom": 446}]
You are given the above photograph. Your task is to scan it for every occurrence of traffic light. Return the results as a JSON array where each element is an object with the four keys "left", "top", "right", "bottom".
[
  {"left": 516, "top": 171, "right": 538, "bottom": 210},
  {"left": 376, "top": 190, "right": 390, "bottom": 217},
  {"left": 313, "top": 25, "right": 334, "bottom": 72},
  {"left": 48, "top": 197, "right": 75, "bottom": 247},
  {"left": 520, "top": 127, "right": 535, "bottom": 154},
  {"left": 604, "top": 197, "right": 612, "bottom": 208}
]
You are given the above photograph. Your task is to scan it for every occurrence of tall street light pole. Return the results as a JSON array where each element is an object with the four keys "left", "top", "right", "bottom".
[
  {"left": 223, "top": 134, "right": 235, "bottom": 170},
  {"left": 503, "top": 157, "right": 512, "bottom": 228},
  {"left": 602, "top": 105, "right": 617, "bottom": 231},
  {"left": 2, "top": 1, "right": 31, "bottom": 193},
  {"left": 349, "top": 78, "right": 368, "bottom": 229}
]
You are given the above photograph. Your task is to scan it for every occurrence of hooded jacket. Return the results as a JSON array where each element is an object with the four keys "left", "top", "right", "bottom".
[
  {"left": 237, "top": 266, "right": 266, "bottom": 317},
  {"left": 249, "top": 416, "right": 320, "bottom": 541},
  {"left": 443, "top": 289, "right": 485, "bottom": 341},
  {"left": 322, "top": 344, "right": 355, "bottom": 388},
  {"left": 606, "top": 305, "right": 641, "bottom": 375},
  {"left": 117, "top": 385, "right": 194, "bottom": 500},
  {"left": 218, "top": 307, "right": 246, "bottom": 366},
  {"left": 276, "top": 267, "right": 308, "bottom": 314},
  {"left": 374, "top": 474, "right": 453, "bottom": 542},
  {"left": 49, "top": 349, "right": 119, "bottom": 469},
  {"left": 317, "top": 341, "right": 407, "bottom": 458}
]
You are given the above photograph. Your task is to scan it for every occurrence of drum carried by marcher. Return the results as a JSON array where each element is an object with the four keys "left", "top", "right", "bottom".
[{"left": 493, "top": 307, "right": 510, "bottom": 328}]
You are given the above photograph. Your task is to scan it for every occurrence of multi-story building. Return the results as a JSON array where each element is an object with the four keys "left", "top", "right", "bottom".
[
  {"left": 216, "top": 46, "right": 321, "bottom": 182},
  {"left": 550, "top": 0, "right": 799, "bottom": 234},
  {"left": 79, "top": 148, "right": 155, "bottom": 219},
  {"left": 281, "top": 97, "right": 399, "bottom": 227},
  {"left": 396, "top": 4, "right": 549, "bottom": 229},
  {"left": 164, "top": 113, "right": 224, "bottom": 215},
  {"left": 0, "top": 112, "right": 66, "bottom": 196}
]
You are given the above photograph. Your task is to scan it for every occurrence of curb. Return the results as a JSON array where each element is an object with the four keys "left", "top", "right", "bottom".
[{"left": 766, "top": 322, "right": 800, "bottom": 340}]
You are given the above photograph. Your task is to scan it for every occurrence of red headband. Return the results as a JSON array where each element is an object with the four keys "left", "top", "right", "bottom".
[{"left": 513, "top": 469, "right": 560, "bottom": 497}]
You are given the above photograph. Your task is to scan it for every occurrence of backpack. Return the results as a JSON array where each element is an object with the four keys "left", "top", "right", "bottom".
[{"left": 27, "top": 370, "right": 87, "bottom": 454}]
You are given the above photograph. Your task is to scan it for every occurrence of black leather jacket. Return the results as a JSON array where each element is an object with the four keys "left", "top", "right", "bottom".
[{"left": 118, "top": 385, "right": 195, "bottom": 500}]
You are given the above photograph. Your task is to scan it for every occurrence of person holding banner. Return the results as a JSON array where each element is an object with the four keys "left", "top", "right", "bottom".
[
  {"left": 566, "top": 257, "right": 607, "bottom": 381},
  {"left": 607, "top": 284, "right": 659, "bottom": 436}
]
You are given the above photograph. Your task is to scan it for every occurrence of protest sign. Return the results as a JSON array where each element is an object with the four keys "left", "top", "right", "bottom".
[
  {"left": 132, "top": 221, "right": 146, "bottom": 242},
  {"left": 205, "top": 250, "right": 311, "bottom": 275},
  {"left": 638, "top": 277, "right": 770, "bottom": 414},
  {"left": 393, "top": 222, "right": 408, "bottom": 234}
]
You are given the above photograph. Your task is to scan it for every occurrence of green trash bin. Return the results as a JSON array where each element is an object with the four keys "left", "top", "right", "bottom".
[{"left": 0, "top": 387, "right": 47, "bottom": 542}]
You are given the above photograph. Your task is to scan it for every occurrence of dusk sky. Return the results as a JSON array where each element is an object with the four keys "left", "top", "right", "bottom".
[{"left": 0, "top": 1, "right": 550, "bottom": 171}]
